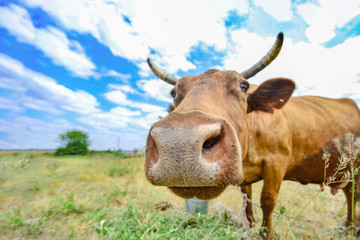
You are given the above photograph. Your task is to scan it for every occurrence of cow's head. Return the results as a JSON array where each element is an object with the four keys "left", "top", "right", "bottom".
[{"left": 144, "top": 33, "right": 295, "bottom": 200}]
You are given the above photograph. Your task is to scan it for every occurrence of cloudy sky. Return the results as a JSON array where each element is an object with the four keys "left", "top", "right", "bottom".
[{"left": 0, "top": 0, "right": 359, "bottom": 150}]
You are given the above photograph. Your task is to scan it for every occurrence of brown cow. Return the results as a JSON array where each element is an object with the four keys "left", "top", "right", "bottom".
[{"left": 144, "top": 32, "right": 360, "bottom": 237}]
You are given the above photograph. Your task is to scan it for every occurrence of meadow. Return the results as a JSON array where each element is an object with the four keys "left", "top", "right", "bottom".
[{"left": 0, "top": 151, "right": 355, "bottom": 239}]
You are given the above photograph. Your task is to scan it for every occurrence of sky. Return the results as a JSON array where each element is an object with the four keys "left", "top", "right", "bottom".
[{"left": 0, "top": 0, "right": 359, "bottom": 151}]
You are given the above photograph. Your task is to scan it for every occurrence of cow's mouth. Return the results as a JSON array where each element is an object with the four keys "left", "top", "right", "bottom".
[{"left": 168, "top": 185, "right": 227, "bottom": 200}]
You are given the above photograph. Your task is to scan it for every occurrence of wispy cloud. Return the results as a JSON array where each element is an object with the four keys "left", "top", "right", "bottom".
[
  {"left": 0, "top": 97, "right": 23, "bottom": 112},
  {"left": 254, "top": 0, "right": 292, "bottom": 21},
  {"left": 137, "top": 79, "right": 173, "bottom": 102},
  {"left": 224, "top": 30, "right": 360, "bottom": 106},
  {"left": 0, "top": 4, "right": 96, "bottom": 78},
  {"left": 99, "top": 70, "right": 132, "bottom": 83},
  {"left": 104, "top": 90, "right": 166, "bottom": 113},
  {"left": 0, "top": 116, "right": 81, "bottom": 149},
  {"left": 22, "top": 0, "right": 150, "bottom": 60},
  {"left": 0, "top": 53, "right": 100, "bottom": 114},
  {"left": 21, "top": 0, "right": 247, "bottom": 75},
  {"left": 297, "top": 0, "right": 360, "bottom": 44},
  {"left": 108, "top": 84, "right": 137, "bottom": 94}
]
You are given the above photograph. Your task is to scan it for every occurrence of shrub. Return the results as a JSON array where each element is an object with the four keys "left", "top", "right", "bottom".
[{"left": 55, "top": 130, "right": 90, "bottom": 156}]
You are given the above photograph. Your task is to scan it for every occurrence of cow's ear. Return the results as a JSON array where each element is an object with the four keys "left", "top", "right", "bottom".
[
  {"left": 247, "top": 78, "right": 295, "bottom": 113},
  {"left": 168, "top": 104, "right": 175, "bottom": 113}
]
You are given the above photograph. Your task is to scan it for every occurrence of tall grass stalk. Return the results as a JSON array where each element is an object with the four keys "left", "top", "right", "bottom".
[
  {"left": 282, "top": 133, "right": 360, "bottom": 239},
  {"left": 322, "top": 133, "right": 360, "bottom": 236}
]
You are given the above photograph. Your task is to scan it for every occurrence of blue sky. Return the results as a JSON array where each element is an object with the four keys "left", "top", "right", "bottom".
[{"left": 0, "top": 0, "right": 359, "bottom": 150}]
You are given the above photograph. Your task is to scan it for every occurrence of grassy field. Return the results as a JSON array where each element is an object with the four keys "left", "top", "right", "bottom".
[{"left": 0, "top": 151, "right": 355, "bottom": 239}]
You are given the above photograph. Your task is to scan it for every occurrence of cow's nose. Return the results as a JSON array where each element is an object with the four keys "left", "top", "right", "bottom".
[
  {"left": 145, "top": 122, "right": 222, "bottom": 186},
  {"left": 149, "top": 122, "right": 222, "bottom": 160},
  {"left": 144, "top": 110, "right": 243, "bottom": 188}
]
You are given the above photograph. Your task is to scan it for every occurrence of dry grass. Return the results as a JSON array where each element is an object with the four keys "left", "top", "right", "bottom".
[{"left": 0, "top": 151, "right": 355, "bottom": 239}]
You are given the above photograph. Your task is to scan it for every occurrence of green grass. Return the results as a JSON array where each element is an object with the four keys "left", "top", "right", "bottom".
[
  {"left": 0, "top": 151, "right": 356, "bottom": 239},
  {"left": 94, "top": 202, "right": 245, "bottom": 240}
]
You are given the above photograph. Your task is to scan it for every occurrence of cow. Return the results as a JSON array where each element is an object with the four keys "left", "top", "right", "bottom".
[{"left": 144, "top": 32, "right": 360, "bottom": 238}]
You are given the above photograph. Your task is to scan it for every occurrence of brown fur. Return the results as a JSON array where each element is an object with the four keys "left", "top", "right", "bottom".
[{"left": 144, "top": 69, "right": 360, "bottom": 237}]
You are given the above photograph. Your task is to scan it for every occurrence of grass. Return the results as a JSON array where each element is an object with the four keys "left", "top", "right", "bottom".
[{"left": 0, "top": 151, "right": 356, "bottom": 239}]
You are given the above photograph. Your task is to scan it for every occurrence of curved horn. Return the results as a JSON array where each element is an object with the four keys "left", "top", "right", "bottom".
[
  {"left": 147, "top": 58, "right": 178, "bottom": 85},
  {"left": 241, "top": 32, "right": 284, "bottom": 79}
]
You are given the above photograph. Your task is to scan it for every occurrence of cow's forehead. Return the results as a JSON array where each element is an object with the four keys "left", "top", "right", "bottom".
[{"left": 177, "top": 70, "right": 245, "bottom": 90}]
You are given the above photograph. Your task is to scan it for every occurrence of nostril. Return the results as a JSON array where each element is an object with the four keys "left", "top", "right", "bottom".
[
  {"left": 202, "top": 134, "right": 221, "bottom": 153},
  {"left": 147, "top": 129, "right": 159, "bottom": 163}
]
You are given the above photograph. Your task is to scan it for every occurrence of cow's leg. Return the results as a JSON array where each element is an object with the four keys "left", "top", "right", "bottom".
[
  {"left": 343, "top": 182, "right": 357, "bottom": 228},
  {"left": 260, "top": 168, "right": 284, "bottom": 239},
  {"left": 241, "top": 184, "right": 255, "bottom": 226}
]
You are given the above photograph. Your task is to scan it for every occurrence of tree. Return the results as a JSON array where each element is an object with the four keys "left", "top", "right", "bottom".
[
  {"left": 132, "top": 148, "right": 139, "bottom": 157},
  {"left": 55, "top": 130, "right": 90, "bottom": 156}
]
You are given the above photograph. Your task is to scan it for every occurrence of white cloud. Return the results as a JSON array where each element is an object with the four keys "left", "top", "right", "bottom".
[
  {"left": 108, "top": 84, "right": 136, "bottom": 94},
  {"left": 89, "top": 128, "right": 148, "bottom": 151},
  {"left": 0, "top": 4, "right": 35, "bottom": 42},
  {"left": 21, "top": 0, "right": 247, "bottom": 75},
  {"left": 224, "top": 30, "right": 360, "bottom": 107},
  {"left": 111, "top": 106, "right": 141, "bottom": 117},
  {"left": 22, "top": 0, "right": 149, "bottom": 60},
  {"left": 137, "top": 79, "right": 173, "bottom": 102},
  {"left": 0, "top": 116, "right": 81, "bottom": 149},
  {"left": 97, "top": 85, "right": 168, "bottom": 130},
  {"left": 0, "top": 4, "right": 96, "bottom": 78},
  {"left": 0, "top": 54, "right": 100, "bottom": 114},
  {"left": 102, "top": 70, "right": 132, "bottom": 82},
  {"left": 0, "top": 97, "right": 23, "bottom": 112},
  {"left": 104, "top": 90, "right": 165, "bottom": 113},
  {"left": 104, "top": 90, "right": 127, "bottom": 104},
  {"left": 254, "top": 0, "right": 292, "bottom": 21},
  {"left": 297, "top": 0, "right": 360, "bottom": 44},
  {"left": 0, "top": 115, "right": 149, "bottom": 150},
  {"left": 35, "top": 27, "right": 96, "bottom": 77},
  {"left": 77, "top": 104, "right": 167, "bottom": 133},
  {"left": 0, "top": 77, "right": 26, "bottom": 91}
]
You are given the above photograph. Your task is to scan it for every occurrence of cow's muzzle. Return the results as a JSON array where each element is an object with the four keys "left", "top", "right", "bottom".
[{"left": 144, "top": 111, "right": 243, "bottom": 188}]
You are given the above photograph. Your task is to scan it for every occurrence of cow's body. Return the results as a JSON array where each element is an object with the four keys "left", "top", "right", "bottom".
[
  {"left": 245, "top": 93, "right": 360, "bottom": 186},
  {"left": 144, "top": 33, "right": 360, "bottom": 237},
  {"left": 242, "top": 92, "right": 360, "bottom": 230}
]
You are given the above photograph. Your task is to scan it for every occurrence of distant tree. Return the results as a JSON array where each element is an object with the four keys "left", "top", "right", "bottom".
[
  {"left": 55, "top": 130, "right": 90, "bottom": 156},
  {"left": 132, "top": 148, "right": 139, "bottom": 157}
]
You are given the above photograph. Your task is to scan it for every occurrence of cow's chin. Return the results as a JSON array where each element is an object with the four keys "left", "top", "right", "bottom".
[{"left": 168, "top": 185, "right": 227, "bottom": 200}]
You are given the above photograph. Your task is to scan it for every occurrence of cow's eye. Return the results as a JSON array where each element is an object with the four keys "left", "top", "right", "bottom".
[
  {"left": 171, "top": 90, "right": 176, "bottom": 98},
  {"left": 240, "top": 82, "right": 249, "bottom": 92}
]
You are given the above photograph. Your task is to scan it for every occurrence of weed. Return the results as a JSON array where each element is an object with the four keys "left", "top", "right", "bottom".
[
  {"left": 9, "top": 208, "right": 24, "bottom": 227},
  {"left": 113, "top": 149, "right": 129, "bottom": 158},
  {"left": 44, "top": 160, "right": 61, "bottom": 175},
  {"left": 260, "top": 226, "right": 269, "bottom": 239},
  {"left": 95, "top": 202, "right": 245, "bottom": 240},
  {"left": 15, "top": 157, "right": 31, "bottom": 169},
  {"left": 47, "top": 193, "right": 85, "bottom": 216},
  {"left": 0, "top": 150, "right": 355, "bottom": 239},
  {"left": 107, "top": 166, "right": 136, "bottom": 177},
  {"left": 12, "top": 152, "right": 20, "bottom": 157},
  {"left": 103, "top": 184, "right": 127, "bottom": 204},
  {"left": 281, "top": 133, "right": 360, "bottom": 238},
  {"left": 27, "top": 180, "right": 42, "bottom": 192}
]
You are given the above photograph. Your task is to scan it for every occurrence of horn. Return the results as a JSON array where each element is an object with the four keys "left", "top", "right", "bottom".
[
  {"left": 241, "top": 32, "right": 284, "bottom": 79},
  {"left": 147, "top": 58, "right": 178, "bottom": 85}
]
